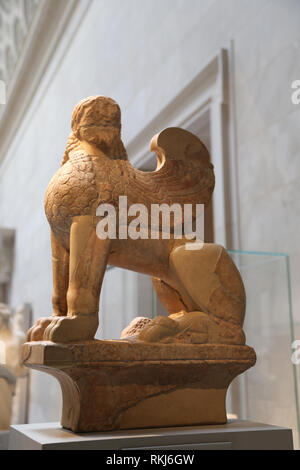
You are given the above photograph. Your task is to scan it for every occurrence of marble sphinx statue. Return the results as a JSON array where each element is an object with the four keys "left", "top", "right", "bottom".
[{"left": 23, "top": 96, "right": 256, "bottom": 432}]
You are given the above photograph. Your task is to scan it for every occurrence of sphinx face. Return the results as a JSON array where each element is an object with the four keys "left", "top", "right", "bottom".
[{"left": 78, "top": 124, "right": 121, "bottom": 151}]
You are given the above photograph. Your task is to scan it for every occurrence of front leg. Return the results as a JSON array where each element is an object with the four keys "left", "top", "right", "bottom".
[
  {"left": 27, "top": 231, "right": 70, "bottom": 341},
  {"left": 44, "top": 216, "right": 111, "bottom": 342},
  {"left": 51, "top": 230, "right": 69, "bottom": 316}
]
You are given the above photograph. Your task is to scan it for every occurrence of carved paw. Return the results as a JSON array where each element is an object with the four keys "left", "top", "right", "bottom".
[
  {"left": 133, "top": 311, "right": 245, "bottom": 345},
  {"left": 43, "top": 315, "right": 98, "bottom": 343},
  {"left": 26, "top": 317, "right": 55, "bottom": 342},
  {"left": 136, "top": 316, "right": 180, "bottom": 343},
  {"left": 121, "top": 317, "right": 152, "bottom": 339}
]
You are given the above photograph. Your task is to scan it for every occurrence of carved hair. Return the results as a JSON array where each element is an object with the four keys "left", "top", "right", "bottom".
[
  {"left": 62, "top": 96, "right": 128, "bottom": 166},
  {"left": 61, "top": 133, "right": 81, "bottom": 166},
  {"left": 71, "top": 96, "right": 121, "bottom": 131}
]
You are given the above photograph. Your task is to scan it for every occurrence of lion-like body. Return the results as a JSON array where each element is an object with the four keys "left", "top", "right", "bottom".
[{"left": 28, "top": 96, "right": 246, "bottom": 345}]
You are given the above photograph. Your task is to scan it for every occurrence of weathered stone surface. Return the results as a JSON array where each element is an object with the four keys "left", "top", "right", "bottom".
[
  {"left": 121, "top": 317, "right": 152, "bottom": 339},
  {"left": 22, "top": 340, "right": 256, "bottom": 432}
]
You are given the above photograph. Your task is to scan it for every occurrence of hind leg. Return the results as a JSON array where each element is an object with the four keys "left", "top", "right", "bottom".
[
  {"left": 134, "top": 243, "right": 246, "bottom": 344},
  {"left": 168, "top": 243, "right": 246, "bottom": 345},
  {"left": 151, "top": 277, "right": 188, "bottom": 315},
  {"left": 130, "top": 276, "right": 215, "bottom": 344}
]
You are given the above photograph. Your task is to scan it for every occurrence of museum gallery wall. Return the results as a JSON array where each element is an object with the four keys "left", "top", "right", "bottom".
[{"left": 0, "top": 0, "right": 300, "bottom": 449}]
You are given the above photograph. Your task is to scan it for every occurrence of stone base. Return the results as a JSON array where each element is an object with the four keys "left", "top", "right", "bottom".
[
  {"left": 8, "top": 421, "right": 294, "bottom": 450},
  {"left": 22, "top": 340, "right": 256, "bottom": 433},
  {"left": 0, "top": 430, "right": 9, "bottom": 450}
]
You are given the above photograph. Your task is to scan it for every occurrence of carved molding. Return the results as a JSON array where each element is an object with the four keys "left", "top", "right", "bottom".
[
  {"left": 0, "top": 0, "right": 40, "bottom": 84},
  {"left": 0, "top": 0, "right": 92, "bottom": 167}
]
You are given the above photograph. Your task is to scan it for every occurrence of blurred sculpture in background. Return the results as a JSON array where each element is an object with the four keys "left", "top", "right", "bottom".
[
  {"left": 0, "top": 303, "right": 31, "bottom": 429},
  {"left": 0, "top": 303, "right": 16, "bottom": 430},
  {"left": 0, "top": 228, "right": 14, "bottom": 304}
]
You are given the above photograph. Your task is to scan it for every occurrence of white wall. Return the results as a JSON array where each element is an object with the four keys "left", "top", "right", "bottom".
[{"left": 0, "top": 0, "right": 299, "bottom": 422}]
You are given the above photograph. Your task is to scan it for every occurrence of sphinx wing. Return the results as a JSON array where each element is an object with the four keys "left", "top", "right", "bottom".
[{"left": 125, "top": 127, "right": 215, "bottom": 210}]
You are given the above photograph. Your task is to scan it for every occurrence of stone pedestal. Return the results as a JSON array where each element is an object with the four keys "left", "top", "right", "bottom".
[
  {"left": 0, "top": 430, "right": 9, "bottom": 450},
  {"left": 22, "top": 340, "right": 256, "bottom": 433},
  {"left": 8, "top": 420, "right": 293, "bottom": 450}
]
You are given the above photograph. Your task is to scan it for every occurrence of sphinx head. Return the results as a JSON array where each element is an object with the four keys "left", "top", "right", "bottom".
[{"left": 71, "top": 96, "right": 127, "bottom": 159}]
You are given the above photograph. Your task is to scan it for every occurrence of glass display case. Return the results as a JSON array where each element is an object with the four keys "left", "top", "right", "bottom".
[
  {"left": 100, "top": 250, "right": 300, "bottom": 448},
  {"left": 226, "top": 251, "right": 300, "bottom": 449}
]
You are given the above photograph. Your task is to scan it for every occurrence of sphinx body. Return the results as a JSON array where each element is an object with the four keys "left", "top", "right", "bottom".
[{"left": 27, "top": 96, "right": 246, "bottom": 345}]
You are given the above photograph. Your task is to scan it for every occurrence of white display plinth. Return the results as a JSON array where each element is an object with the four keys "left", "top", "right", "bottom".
[
  {"left": 8, "top": 420, "right": 293, "bottom": 450},
  {"left": 0, "top": 431, "right": 9, "bottom": 450}
]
